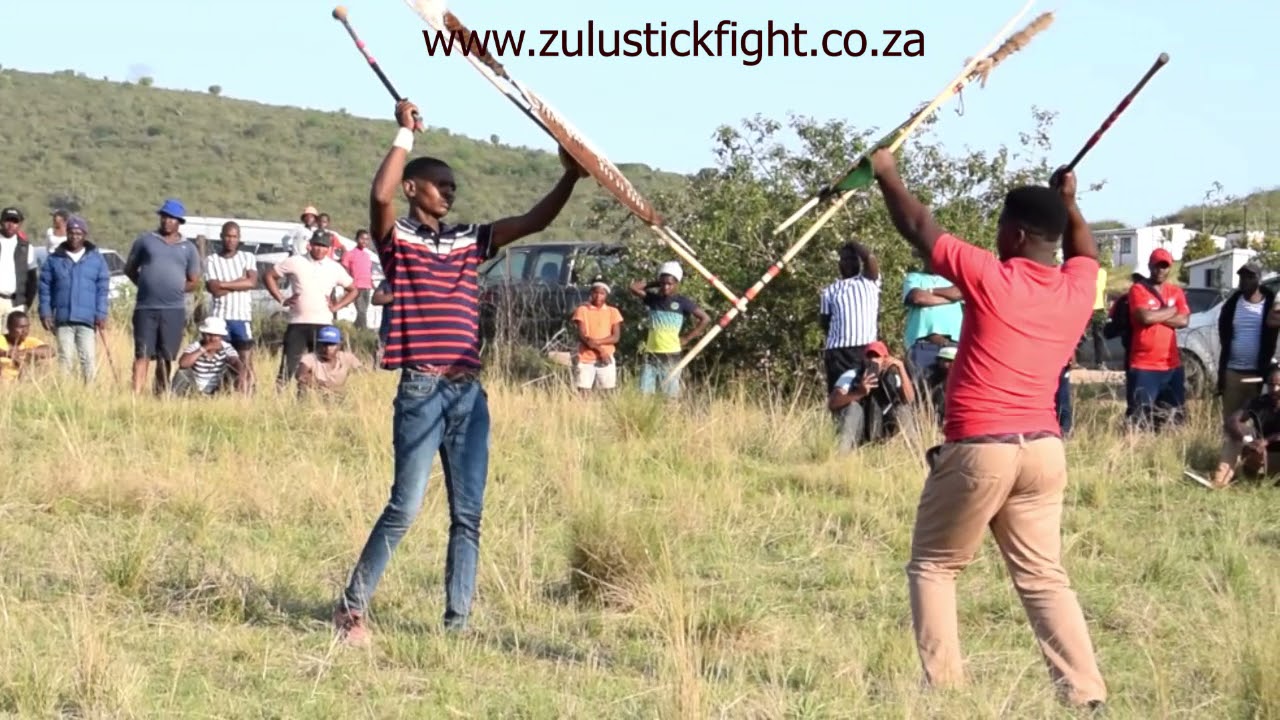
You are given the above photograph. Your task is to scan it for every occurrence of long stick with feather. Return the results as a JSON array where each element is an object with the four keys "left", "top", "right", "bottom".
[
  {"left": 404, "top": 0, "right": 743, "bottom": 307},
  {"left": 666, "top": 9, "right": 1055, "bottom": 384}
]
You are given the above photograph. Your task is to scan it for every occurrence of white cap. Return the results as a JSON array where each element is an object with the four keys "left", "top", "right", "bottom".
[
  {"left": 657, "top": 261, "right": 683, "bottom": 282},
  {"left": 198, "top": 317, "right": 228, "bottom": 336}
]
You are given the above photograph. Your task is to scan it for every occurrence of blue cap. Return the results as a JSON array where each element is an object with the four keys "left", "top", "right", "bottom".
[
  {"left": 157, "top": 198, "right": 186, "bottom": 224},
  {"left": 317, "top": 325, "right": 341, "bottom": 344}
]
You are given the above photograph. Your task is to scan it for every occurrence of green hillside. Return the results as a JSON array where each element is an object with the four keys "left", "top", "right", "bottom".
[
  {"left": 1156, "top": 188, "right": 1280, "bottom": 236},
  {"left": 0, "top": 68, "right": 692, "bottom": 250}
]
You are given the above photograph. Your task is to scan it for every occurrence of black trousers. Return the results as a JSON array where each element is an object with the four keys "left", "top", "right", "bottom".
[
  {"left": 824, "top": 345, "right": 870, "bottom": 393},
  {"left": 277, "top": 323, "right": 324, "bottom": 386}
]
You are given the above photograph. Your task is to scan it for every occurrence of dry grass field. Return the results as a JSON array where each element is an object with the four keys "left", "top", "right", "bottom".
[{"left": 1, "top": 330, "right": 1277, "bottom": 719}]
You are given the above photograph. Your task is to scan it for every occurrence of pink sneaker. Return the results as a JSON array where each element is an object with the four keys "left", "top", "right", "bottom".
[{"left": 333, "top": 607, "right": 370, "bottom": 647}]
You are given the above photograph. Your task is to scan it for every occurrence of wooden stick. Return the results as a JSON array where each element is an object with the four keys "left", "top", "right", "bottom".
[{"left": 665, "top": 1, "right": 1039, "bottom": 383}]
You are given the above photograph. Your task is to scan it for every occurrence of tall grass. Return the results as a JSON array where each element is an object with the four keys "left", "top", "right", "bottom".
[{"left": 1, "top": 329, "right": 1278, "bottom": 718}]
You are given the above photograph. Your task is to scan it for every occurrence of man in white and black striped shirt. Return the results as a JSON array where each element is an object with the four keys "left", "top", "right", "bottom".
[
  {"left": 203, "top": 221, "right": 258, "bottom": 385},
  {"left": 819, "top": 241, "right": 882, "bottom": 392},
  {"left": 172, "top": 317, "right": 246, "bottom": 395}
]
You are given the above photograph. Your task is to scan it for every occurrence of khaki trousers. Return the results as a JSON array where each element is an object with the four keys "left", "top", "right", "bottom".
[
  {"left": 1221, "top": 369, "right": 1262, "bottom": 423},
  {"left": 907, "top": 436, "right": 1106, "bottom": 706}
]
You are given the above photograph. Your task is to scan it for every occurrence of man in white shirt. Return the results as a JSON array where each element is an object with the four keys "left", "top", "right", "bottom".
[
  {"left": 265, "top": 229, "right": 358, "bottom": 389},
  {"left": 46, "top": 210, "right": 69, "bottom": 252},
  {"left": 283, "top": 205, "right": 321, "bottom": 256},
  {"left": 818, "top": 241, "right": 882, "bottom": 392},
  {"left": 204, "top": 221, "right": 259, "bottom": 388},
  {"left": 0, "top": 207, "right": 38, "bottom": 322}
]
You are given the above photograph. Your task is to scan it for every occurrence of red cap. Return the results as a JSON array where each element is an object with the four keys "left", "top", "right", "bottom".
[
  {"left": 866, "top": 341, "right": 890, "bottom": 358},
  {"left": 1149, "top": 248, "right": 1174, "bottom": 266}
]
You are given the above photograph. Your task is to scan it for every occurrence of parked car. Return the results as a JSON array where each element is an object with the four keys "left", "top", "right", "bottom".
[
  {"left": 477, "top": 239, "right": 626, "bottom": 349},
  {"left": 1074, "top": 285, "right": 1230, "bottom": 370}
]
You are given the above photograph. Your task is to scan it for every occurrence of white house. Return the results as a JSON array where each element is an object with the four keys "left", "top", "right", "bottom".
[
  {"left": 1182, "top": 247, "right": 1260, "bottom": 290},
  {"left": 1094, "top": 222, "right": 1226, "bottom": 269}
]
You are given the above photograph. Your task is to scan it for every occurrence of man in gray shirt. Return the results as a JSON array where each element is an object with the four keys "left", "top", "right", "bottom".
[{"left": 124, "top": 198, "right": 202, "bottom": 395}]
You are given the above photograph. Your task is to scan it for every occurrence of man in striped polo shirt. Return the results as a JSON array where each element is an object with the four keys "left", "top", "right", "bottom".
[
  {"left": 818, "top": 241, "right": 882, "bottom": 392},
  {"left": 334, "top": 99, "right": 587, "bottom": 645},
  {"left": 203, "top": 221, "right": 259, "bottom": 388}
]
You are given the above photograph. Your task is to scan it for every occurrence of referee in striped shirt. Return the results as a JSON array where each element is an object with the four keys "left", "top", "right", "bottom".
[{"left": 819, "top": 241, "right": 882, "bottom": 392}]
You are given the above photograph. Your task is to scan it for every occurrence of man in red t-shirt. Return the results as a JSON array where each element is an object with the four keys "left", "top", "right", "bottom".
[
  {"left": 868, "top": 148, "right": 1107, "bottom": 711},
  {"left": 1124, "top": 247, "right": 1190, "bottom": 429}
]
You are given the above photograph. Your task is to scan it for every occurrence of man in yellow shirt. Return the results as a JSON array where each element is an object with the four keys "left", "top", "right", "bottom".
[
  {"left": 1081, "top": 267, "right": 1110, "bottom": 368},
  {"left": 0, "top": 311, "right": 53, "bottom": 381}
]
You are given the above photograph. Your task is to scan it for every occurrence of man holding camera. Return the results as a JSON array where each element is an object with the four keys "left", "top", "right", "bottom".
[{"left": 827, "top": 341, "right": 916, "bottom": 452}]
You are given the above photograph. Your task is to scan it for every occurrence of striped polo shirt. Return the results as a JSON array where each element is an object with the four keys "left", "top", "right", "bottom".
[
  {"left": 376, "top": 217, "right": 495, "bottom": 372},
  {"left": 204, "top": 250, "right": 256, "bottom": 322},
  {"left": 819, "top": 275, "right": 881, "bottom": 349}
]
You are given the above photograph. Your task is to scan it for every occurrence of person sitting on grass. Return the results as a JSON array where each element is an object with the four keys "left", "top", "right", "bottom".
[
  {"left": 171, "top": 317, "right": 247, "bottom": 396},
  {"left": 0, "top": 311, "right": 53, "bottom": 381},
  {"left": 297, "top": 325, "right": 363, "bottom": 398},
  {"left": 827, "top": 341, "right": 916, "bottom": 452},
  {"left": 1208, "top": 363, "right": 1280, "bottom": 488}
]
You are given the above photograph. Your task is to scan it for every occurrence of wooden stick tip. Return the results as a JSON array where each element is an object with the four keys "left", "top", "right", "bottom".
[
  {"left": 332, "top": 6, "right": 348, "bottom": 21},
  {"left": 1158, "top": 52, "right": 1170, "bottom": 64}
]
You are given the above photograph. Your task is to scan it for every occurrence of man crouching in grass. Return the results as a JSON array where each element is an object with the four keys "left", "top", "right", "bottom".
[
  {"left": 827, "top": 341, "right": 915, "bottom": 452},
  {"left": 296, "top": 325, "right": 362, "bottom": 399},
  {"left": 1208, "top": 363, "right": 1280, "bottom": 488},
  {"left": 332, "top": 99, "right": 587, "bottom": 646}
]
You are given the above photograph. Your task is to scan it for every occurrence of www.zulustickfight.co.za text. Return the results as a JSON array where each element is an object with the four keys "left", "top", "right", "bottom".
[{"left": 422, "top": 20, "right": 925, "bottom": 66}]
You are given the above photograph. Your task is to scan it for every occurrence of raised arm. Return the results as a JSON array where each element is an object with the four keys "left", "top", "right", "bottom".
[
  {"left": 851, "top": 242, "right": 881, "bottom": 281},
  {"left": 868, "top": 149, "right": 945, "bottom": 258},
  {"left": 488, "top": 147, "right": 588, "bottom": 251},
  {"left": 371, "top": 100, "right": 420, "bottom": 247},
  {"left": 1050, "top": 167, "right": 1098, "bottom": 261}
]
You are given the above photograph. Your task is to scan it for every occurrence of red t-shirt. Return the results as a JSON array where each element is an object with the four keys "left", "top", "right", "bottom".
[
  {"left": 1126, "top": 282, "right": 1189, "bottom": 371},
  {"left": 930, "top": 233, "right": 1098, "bottom": 442}
]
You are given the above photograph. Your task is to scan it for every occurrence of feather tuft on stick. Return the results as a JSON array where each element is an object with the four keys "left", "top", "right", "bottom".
[
  {"left": 441, "top": 11, "right": 511, "bottom": 79},
  {"left": 967, "top": 12, "right": 1055, "bottom": 87}
]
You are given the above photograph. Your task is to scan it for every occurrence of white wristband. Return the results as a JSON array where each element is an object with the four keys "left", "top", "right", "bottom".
[
  {"left": 1243, "top": 435, "right": 1254, "bottom": 443},
  {"left": 393, "top": 127, "right": 414, "bottom": 151}
]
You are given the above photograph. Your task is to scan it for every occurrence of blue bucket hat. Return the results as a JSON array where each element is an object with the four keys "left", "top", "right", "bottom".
[
  {"left": 157, "top": 198, "right": 186, "bottom": 224},
  {"left": 317, "top": 325, "right": 342, "bottom": 344}
]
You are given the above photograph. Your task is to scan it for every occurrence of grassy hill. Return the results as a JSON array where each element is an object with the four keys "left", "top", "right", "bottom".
[
  {"left": 0, "top": 68, "right": 692, "bottom": 250},
  {"left": 1156, "top": 188, "right": 1280, "bottom": 236}
]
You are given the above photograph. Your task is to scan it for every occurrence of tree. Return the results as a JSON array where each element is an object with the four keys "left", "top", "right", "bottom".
[
  {"left": 1177, "top": 232, "right": 1219, "bottom": 284},
  {"left": 586, "top": 107, "right": 1063, "bottom": 394},
  {"left": 208, "top": 85, "right": 222, "bottom": 96},
  {"left": 139, "top": 76, "right": 154, "bottom": 87}
]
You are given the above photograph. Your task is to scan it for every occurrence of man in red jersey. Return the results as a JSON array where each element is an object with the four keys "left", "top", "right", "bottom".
[
  {"left": 333, "top": 100, "right": 587, "bottom": 645},
  {"left": 868, "top": 147, "right": 1107, "bottom": 712},
  {"left": 1124, "top": 248, "right": 1190, "bottom": 430}
]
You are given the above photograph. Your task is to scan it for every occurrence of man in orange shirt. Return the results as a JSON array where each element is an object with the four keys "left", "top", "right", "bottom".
[
  {"left": 1125, "top": 248, "right": 1190, "bottom": 430},
  {"left": 570, "top": 280, "right": 623, "bottom": 395}
]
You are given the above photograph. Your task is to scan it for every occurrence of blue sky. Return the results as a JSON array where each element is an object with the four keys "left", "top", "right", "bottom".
[{"left": 4, "top": 0, "right": 1275, "bottom": 227}]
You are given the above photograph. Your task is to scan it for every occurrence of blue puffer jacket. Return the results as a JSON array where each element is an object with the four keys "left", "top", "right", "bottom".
[{"left": 38, "top": 242, "right": 110, "bottom": 326}]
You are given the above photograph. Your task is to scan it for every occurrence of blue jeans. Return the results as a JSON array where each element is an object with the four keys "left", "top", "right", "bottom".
[
  {"left": 1125, "top": 366, "right": 1186, "bottom": 429},
  {"left": 341, "top": 369, "right": 491, "bottom": 629},
  {"left": 1055, "top": 365, "right": 1072, "bottom": 437},
  {"left": 639, "top": 354, "right": 681, "bottom": 397}
]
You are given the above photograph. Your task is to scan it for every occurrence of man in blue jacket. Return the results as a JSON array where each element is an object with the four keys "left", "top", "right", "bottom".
[{"left": 38, "top": 216, "right": 110, "bottom": 381}]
